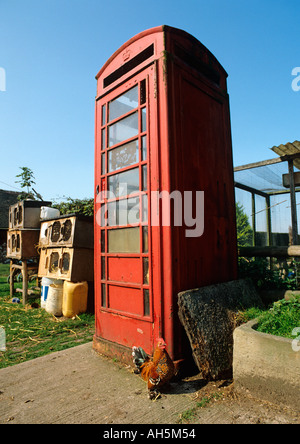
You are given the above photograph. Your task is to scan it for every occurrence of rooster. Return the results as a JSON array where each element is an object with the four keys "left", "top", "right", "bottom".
[{"left": 132, "top": 338, "right": 176, "bottom": 399}]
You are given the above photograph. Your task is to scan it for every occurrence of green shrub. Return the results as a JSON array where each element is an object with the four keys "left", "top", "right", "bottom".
[
  {"left": 238, "top": 257, "right": 299, "bottom": 291},
  {"left": 240, "top": 296, "right": 300, "bottom": 339}
]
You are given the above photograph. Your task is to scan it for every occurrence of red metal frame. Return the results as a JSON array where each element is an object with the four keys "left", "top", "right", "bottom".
[
  {"left": 95, "top": 67, "right": 160, "bottom": 354},
  {"left": 94, "top": 26, "right": 238, "bottom": 363}
]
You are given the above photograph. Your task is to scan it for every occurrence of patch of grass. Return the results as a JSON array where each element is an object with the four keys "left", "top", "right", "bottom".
[
  {"left": 0, "top": 264, "right": 23, "bottom": 300},
  {"left": 0, "top": 263, "right": 10, "bottom": 283},
  {"left": 0, "top": 263, "right": 9, "bottom": 273},
  {"left": 177, "top": 392, "right": 224, "bottom": 424},
  {"left": 256, "top": 297, "right": 300, "bottom": 339},
  {"left": 0, "top": 263, "right": 95, "bottom": 369},
  {"left": 238, "top": 296, "right": 300, "bottom": 339}
]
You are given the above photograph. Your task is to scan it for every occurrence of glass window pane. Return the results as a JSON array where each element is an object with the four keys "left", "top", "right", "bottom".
[
  {"left": 101, "top": 230, "right": 105, "bottom": 252},
  {"left": 126, "top": 197, "right": 140, "bottom": 225},
  {"left": 108, "top": 227, "right": 140, "bottom": 253},
  {"left": 101, "top": 153, "right": 105, "bottom": 175},
  {"left": 108, "top": 112, "right": 139, "bottom": 147},
  {"left": 141, "top": 108, "right": 147, "bottom": 132},
  {"left": 101, "top": 256, "right": 105, "bottom": 280},
  {"left": 108, "top": 140, "right": 139, "bottom": 173},
  {"left": 140, "top": 79, "right": 146, "bottom": 105},
  {"left": 101, "top": 284, "right": 106, "bottom": 307},
  {"left": 142, "top": 165, "right": 147, "bottom": 191},
  {"left": 142, "top": 194, "right": 148, "bottom": 223},
  {"left": 107, "top": 197, "right": 139, "bottom": 226},
  {"left": 142, "top": 226, "right": 148, "bottom": 253},
  {"left": 101, "top": 128, "right": 106, "bottom": 150},
  {"left": 100, "top": 205, "right": 106, "bottom": 227},
  {"left": 143, "top": 289, "right": 150, "bottom": 316},
  {"left": 141, "top": 135, "right": 147, "bottom": 161},
  {"left": 108, "top": 86, "right": 138, "bottom": 122},
  {"left": 108, "top": 167, "right": 139, "bottom": 198},
  {"left": 102, "top": 104, "right": 106, "bottom": 126},
  {"left": 143, "top": 257, "right": 149, "bottom": 284}
]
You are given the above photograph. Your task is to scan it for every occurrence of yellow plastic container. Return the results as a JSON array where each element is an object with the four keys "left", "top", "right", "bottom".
[{"left": 62, "top": 281, "right": 88, "bottom": 318}]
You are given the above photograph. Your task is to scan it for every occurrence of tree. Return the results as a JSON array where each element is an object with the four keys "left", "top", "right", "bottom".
[
  {"left": 15, "top": 167, "right": 43, "bottom": 201},
  {"left": 52, "top": 196, "right": 94, "bottom": 217},
  {"left": 236, "top": 202, "right": 253, "bottom": 247}
]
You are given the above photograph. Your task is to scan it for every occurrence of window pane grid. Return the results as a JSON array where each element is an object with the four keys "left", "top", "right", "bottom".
[
  {"left": 108, "top": 85, "right": 139, "bottom": 123},
  {"left": 99, "top": 77, "right": 150, "bottom": 319},
  {"left": 108, "top": 112, "right": 139, "bottom": 148}
]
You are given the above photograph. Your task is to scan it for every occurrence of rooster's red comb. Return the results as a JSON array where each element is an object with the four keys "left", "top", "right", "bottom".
[{"left": 157, "top": 337, "right": 166, "bottom": 344}]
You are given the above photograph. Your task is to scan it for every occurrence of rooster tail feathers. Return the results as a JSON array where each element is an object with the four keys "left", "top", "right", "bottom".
[
  {"left": 132, "top": 346, "right": 148, "bottom": 369},
  {"left": 173, "top": 359, "right": 184, "bottom": 375}
]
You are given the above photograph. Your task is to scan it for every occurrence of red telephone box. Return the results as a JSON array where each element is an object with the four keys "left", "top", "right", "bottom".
[{"left": 93, "top": 26, "right": 237, "bottom": 363}]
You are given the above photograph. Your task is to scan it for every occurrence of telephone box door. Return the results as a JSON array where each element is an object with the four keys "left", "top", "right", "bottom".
[{"left": 95, "top": 66, "right": 159, "bottom": 354}]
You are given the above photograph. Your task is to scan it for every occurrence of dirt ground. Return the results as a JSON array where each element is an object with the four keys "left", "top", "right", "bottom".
[
  {"left": 0, "top": 342, "right": 299, "bottom": 425},
  {"left": 177, "top": 376, "right": 300, "bottom": 424}
]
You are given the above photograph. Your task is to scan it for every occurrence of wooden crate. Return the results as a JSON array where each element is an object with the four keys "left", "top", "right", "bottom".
[
  {"left": 7, "top": 230, "right": 40, "bottom": 260},
  {"left": 9, "top": 200, "right": 51, "bottom": 229},
  {"left": 38, "top": 247, "right": 94, "bottom": 282},
  {"left": 39, "top": 215, "right": 93, "bottom": 249}
]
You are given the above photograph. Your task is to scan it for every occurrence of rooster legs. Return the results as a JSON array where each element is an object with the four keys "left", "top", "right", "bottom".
[{"left": 148, "top": 389, "right": 161, "bottom": 401}]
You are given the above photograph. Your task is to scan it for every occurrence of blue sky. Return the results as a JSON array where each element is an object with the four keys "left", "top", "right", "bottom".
[{"left": 0, "top": 0, "right": 299, "bottom": 202}]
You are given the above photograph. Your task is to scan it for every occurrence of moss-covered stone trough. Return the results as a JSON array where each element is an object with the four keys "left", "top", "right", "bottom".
[{"left": 177, "top": 279, "right": 263, "bottom": 379}]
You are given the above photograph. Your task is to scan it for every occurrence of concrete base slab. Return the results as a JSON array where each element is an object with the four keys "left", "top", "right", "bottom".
[
  {"left": 0, "top": 342, "right": 299, "bottom": 424},
  {"left": 0, "top": 342, "right": 198, "bottom": 424}
]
